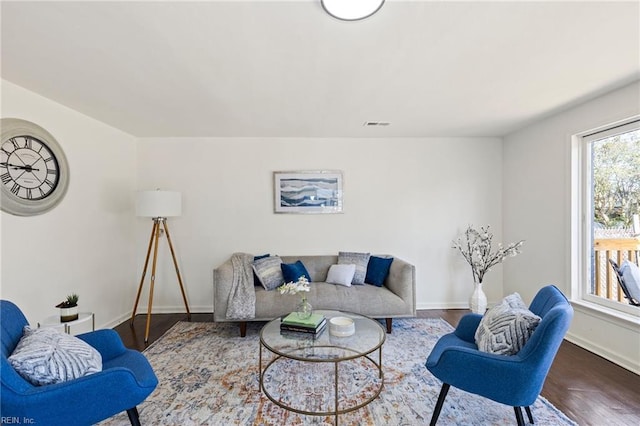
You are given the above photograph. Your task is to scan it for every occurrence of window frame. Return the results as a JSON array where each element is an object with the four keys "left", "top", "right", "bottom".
[{"left": 572, "top": 117, "right": 640, "bottom": 319}]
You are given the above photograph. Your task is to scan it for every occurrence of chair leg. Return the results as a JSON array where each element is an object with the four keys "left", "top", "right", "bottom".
[
  {"left": 525, "top": 406, "right": 534, "bottom": 423},
  {"left": 239, "top": 321, "right": 247, "bottom": 337},
  {"left": 430, "top": 383, "right": 450, "bottom": 426},
  {"left": 514, "top": 407, "right": 525, "bottom": 426},
  {"left": 127, "top": 407, "right": 141, "bottom": 426}
]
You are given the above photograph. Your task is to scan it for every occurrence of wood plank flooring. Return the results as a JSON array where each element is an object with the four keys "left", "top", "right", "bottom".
[{"left": 114, "top": 310, "right": 640, "bottom": 425}]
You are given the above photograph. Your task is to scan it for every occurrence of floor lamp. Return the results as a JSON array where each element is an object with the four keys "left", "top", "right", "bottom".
[{"left": 131, "top": 190, "right": 191, "bottom": 343}]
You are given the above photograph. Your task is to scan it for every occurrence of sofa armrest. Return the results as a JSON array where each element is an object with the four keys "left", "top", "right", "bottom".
[
  {"left": 213, "top": 257, "right": 235, "bottom": 321},
  {"left": 384, "top": 256, "right": 416, "bottom": 316}
]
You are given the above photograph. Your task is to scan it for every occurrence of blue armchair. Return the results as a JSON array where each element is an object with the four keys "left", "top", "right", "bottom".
[
  {"left": 1, "top": 300, "right": 158, "bottom": 425},
  {"left": 425, "top": 285, "right": 573, "bottom": 425}
]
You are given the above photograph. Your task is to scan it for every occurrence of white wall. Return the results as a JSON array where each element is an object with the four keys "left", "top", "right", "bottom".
[
  {"left": 0, "top": 81, "right": 138, "bottom": 330},
  {"left": 0, "top": 80, "right": 506, "bottom": 330},
  {"left": 503, "top": 81, "right": 640, "bottom": 373},
  {"left": 135, "top": 137, "right": 504, "bottom": 313}
]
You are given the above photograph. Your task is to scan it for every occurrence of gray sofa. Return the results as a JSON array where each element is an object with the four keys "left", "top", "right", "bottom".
[{"left": 213, "top": 254, "right": 416, "bottom": 336}]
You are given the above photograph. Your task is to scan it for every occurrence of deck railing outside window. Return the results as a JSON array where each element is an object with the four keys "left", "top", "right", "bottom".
[{"left": 593, "top": 237, "right": 640, "bottom": 303}]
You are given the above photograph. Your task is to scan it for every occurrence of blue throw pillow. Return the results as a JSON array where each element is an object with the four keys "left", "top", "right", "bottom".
[
  {"left": 281, "top": 260, "right": 311, "bottom": 283},
  {"left": 365, "top": 256, "right": 393, "bottom": 287}
]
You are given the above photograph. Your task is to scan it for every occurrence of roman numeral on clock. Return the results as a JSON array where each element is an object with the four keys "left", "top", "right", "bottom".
[{"left": 1, "top": 172, "right": 11, "bottom": 184}]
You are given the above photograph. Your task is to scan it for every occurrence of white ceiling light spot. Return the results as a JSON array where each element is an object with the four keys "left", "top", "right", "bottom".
[{"left": 322, "top": 0, "right": 385, "bottom": 21}]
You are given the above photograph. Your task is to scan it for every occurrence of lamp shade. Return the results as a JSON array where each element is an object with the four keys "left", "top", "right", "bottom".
[
  {"left": 136, "top": 190, "right": 182, "bottom": 218},
  {"left": 321, "top": 0, "right": 385, "bottom": 21}
]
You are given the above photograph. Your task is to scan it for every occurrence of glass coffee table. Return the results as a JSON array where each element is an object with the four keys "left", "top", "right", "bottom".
[{"left": 259, "top": 310, "right": 386, "bottom": 425}]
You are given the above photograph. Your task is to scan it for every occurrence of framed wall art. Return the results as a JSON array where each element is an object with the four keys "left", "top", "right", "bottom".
[{"left": 274, "top": 170, "right": 343, "bottom": 214}]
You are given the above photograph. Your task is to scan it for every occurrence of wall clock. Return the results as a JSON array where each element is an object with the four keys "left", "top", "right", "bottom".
[{"left": 1, "top": 118, "right": 70, "bottom": 216}]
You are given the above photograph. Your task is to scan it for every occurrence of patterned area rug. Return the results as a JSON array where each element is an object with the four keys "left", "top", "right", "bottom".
[{"left": 99, "top": 319, "right": 576, "bottom": 425}]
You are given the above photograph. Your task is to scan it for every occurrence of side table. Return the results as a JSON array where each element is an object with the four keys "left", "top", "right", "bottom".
[{"left": 38, "top": 312, "right": 95, "bottom": 335}]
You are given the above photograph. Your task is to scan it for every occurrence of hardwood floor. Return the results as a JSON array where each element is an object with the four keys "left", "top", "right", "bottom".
[{"left": 114, "top": 310, "right": 640, "bottom": 425}]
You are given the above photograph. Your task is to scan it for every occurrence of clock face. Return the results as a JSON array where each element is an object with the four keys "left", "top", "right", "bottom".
[
  {"left": 0, "top": 118, "right": 69, "bottom": 216},
  {"left": 1, "top": 135, "right": 60, "bottom": 200}
]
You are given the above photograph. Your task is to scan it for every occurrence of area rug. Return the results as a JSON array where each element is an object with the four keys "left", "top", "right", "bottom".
[{"left": 99, "top": 319, "right": 576, "bottom": 425}]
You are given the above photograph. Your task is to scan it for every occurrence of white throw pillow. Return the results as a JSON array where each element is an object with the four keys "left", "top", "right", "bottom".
[
  {"left": 620, "top": 260, "right": 640, "bottom": 303},
  {"left": 8, "top": 326, "right": 102, "bottom": 386},
  {"left": 326, "top": 264, "right": 356, "bottom": 287}
]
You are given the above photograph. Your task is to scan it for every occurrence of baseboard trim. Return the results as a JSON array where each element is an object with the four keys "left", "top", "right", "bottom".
[
  {"left": 99, "top": 312, "right": 132, "bottom": 330},
  {"left": 565, "top": 331, "right": 640, "bottom": 375},
  {"left": 101, "top": 306, "right": 212, "bottom": 329},
  {"left": 416, "top": 302, "right": 471, "bottom": 310},
  {"left": 130, "top": 305, "right": 213, "bottom": 315}
]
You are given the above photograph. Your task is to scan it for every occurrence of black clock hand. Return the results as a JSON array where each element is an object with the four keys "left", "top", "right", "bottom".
[{"left": 0, "top": 162, "right": 40, "bottom": 172}]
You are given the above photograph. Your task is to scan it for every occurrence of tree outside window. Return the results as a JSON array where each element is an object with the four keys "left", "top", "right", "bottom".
[{"left": 592, "top": 129, "right": 640, "bottom": 232}]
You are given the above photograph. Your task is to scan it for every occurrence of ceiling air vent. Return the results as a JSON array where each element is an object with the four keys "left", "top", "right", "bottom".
[{"left": 363, "top": 121, "right": 391, "bottom": 127}]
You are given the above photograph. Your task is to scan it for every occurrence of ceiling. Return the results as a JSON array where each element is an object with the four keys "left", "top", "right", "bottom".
[{"left": 1, "top": 0, "right": 639, "bottom": 138}]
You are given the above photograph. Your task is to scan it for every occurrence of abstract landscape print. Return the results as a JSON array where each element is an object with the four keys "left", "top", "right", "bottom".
[{"left": 274, "top": 171, "right": 343, "bottom": 214}]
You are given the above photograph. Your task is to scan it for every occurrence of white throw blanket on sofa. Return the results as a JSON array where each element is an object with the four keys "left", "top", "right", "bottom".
[{"left": 226, "top": 252, "right": 256, "bottom": 320}]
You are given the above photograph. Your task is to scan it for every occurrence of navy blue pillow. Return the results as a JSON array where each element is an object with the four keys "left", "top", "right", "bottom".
[
  {"left": 253, "top": 254, "right": 270, "bottom": 286},
  {"left": 281, "top": 260, "right": 312, "bottom": 283},
  {"left": 365, "top": 256, "right": 394, "bottom": 287}
]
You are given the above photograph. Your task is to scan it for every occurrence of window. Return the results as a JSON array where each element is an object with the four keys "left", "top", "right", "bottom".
[{"left": 574, "top": 119, "right": 640, "bottom": 316}]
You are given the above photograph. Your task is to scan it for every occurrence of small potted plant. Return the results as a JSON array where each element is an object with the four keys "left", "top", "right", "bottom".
[{"left": 56, "top": 294, "right": 79, "bottom": 322}]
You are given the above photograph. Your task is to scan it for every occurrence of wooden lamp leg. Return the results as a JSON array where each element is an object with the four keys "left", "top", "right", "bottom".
[
  {"left": 131, "top": 221, "right": 157, "bottom": 325},
  {"left": 162, "top": 220, "right": 191, "bottom": 320},
  {"left": 143, "top": 220, "right": 162, "bottom": 343}
]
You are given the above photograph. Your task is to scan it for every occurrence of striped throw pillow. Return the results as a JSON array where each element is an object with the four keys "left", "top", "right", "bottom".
[
  {"left": 338, "top": 251, "right": 371, "bottom": 285},
  {"left": 8, "top": 326, "right": 102, "bottom": 386},
  {"left": 253, "top": 255, "right": 285, "bottom": 290}
]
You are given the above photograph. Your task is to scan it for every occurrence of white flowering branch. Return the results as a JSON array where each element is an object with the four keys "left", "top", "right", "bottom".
[
  {"left": 452, "top": 225, "right": 524, "bottom": 284},
  {"left": 277, "top": 276, "right": 310, "bottom": 295}
]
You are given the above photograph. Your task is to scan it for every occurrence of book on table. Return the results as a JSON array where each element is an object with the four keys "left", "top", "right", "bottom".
[
  {"left": 280, "top": 312, "right": 326, "bottom": 334},
  {"left": 280, "top": 318, "right": 327, "bottom": 334},
  {"left": 280, "top": 321, "right": 327, "bottom": 339}
]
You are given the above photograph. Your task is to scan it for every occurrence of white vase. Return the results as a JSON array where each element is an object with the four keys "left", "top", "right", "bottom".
[{"left": 469, "top": 282, "right": 487, "bottom": 314}]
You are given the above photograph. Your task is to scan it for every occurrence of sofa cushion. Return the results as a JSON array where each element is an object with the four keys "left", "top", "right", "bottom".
[
  {"left": 281, "top": 260, "right": 312, "bottom": 283},
  {"left": 326, "top": 264, "right": 356, "bottom": 287},
  {"left": 8, "top": 326, "right": 102, "bottom": 386},
  {"left": 365, "top": 256, "right": 394, "bottom": 287},
  {"left": 253, "top": 256, "right": 285, "bottom": 290},
  {"left": 253, "top": 281, "right": 409, "bottom": 320},
  {"left": 338, "top": 251, "right": 370, "bottom": 285},
  {"left": 475, "top": 293, "right": 541, "bottom": 355}
]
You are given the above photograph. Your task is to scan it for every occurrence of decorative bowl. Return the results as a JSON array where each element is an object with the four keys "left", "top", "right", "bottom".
[{"left": 329, "top": 316, "right": 355, "bottom": 337}]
